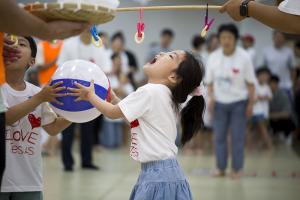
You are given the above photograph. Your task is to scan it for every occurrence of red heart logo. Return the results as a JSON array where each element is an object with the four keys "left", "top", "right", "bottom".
[
  {"left": 232, "top": 67, "right": 240, "bottom": 74},
  {"left": 28, "top": 113, "right": 41, "bottom": 129},
  {"left": 130, "top": 119, "right": 140, "bottom": 129}
]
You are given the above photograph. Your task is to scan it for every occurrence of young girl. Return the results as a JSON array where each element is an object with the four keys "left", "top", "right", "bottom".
[{"left": 68, "top": 50, "right": 205, "bottom": 199}]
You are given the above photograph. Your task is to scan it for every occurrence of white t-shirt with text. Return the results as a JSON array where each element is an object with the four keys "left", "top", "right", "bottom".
[
  {"left": 0, "top": 82, "right": 56, "bottom": 192},
  {"left": 118, "top": 83, "right": 178, "bottom": 163}
]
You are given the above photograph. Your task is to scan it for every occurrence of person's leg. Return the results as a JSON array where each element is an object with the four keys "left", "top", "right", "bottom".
[
  {"left": 230, "top": 101, "right": 247, "bottom": 176},
  {"left": 0, "top": 112, "right": 5, "bottom": 188},
  {"left": 213, "top": 102, "right": 230, "bottom": 174},
  {"left": 0, "top": 192, "right": 10, "bottom": 200},
  {"left": 61, "top": 124, "right": 75, "bottom": 171},
  {"left": 81, "top": 119, "right": 98, "bottom": 169},
  {"left": 257, "top": 121, "right": 273, "bottom": 149},
  {"left": 93, "top": 116, "right": 103, "bottom": 146},
  {"left": 12, "top": 191, "right": 43, "bottom": 200}
]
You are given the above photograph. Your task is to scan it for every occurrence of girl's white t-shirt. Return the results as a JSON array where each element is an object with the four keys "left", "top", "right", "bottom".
[
  {"left": 278, "top": 0, "right": 300, "bottom": 16},
  {"left": 0, "top": 82, "right": 57, "bottom": 192},
  {"left": 205, "top": 47, "right": 256, "bottom": 104},
  {"left": 118, "top": 83, "right": 178, "bottom": 163},
  {"left": 253, "top": 82, "right": 272, "bottom": 118}
]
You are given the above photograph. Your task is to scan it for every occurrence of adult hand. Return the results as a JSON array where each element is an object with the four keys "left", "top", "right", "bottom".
[
  {"left": 2, "top": 36, "right": 21, "bottom": 66},
  {"left": 38, "top": 20, "right": 90, "bottom": 41},
  {"left": 220, "top": 0, "right": 246, "bottom": 22}
]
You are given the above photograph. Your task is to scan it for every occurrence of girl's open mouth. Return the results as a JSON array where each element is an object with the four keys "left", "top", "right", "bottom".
[{"left": 149, "top": 57, "right": 157, "bottom": 64}]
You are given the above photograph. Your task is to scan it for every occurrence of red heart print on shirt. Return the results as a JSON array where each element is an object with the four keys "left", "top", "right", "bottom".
[
  {"left": 232, "top": 67, "right": 240, "bottom": 74},
  {"left": 28, "top": 113, "right": 41, "bottom": 129}
]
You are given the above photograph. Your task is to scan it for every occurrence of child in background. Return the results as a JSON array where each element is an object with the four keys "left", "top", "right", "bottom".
[
  {"left": 0, "top": 35, "right": 71, "bottom": 200},
  {"left": 269, "top": 75, "right": 296, "bottom": 145},
  {"left": 69, "top": 50, "right": 205, "bottom": 199},
  {"left": 249, "top": 67, "right": 273, "bottom": 149}
]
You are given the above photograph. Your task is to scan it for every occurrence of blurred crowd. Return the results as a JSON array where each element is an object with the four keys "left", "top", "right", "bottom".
[{"left": 25, "top": 25, "right": 300, "bottom": 172}]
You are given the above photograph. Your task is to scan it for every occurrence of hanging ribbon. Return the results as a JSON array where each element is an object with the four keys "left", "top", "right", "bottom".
[
  {"left": 135, "top": 8, "right": 145, "bottom": 44},
  {"left": 201, "top": 4, "right": 215, "bottom": 38}
]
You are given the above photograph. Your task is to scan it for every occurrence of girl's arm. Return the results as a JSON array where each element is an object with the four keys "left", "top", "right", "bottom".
[
  {"left": 110, "top": 88, "right": 122, "bottom": 105},
  {"left": 68, "top": 81, "right": 124, "bottom": 120}
]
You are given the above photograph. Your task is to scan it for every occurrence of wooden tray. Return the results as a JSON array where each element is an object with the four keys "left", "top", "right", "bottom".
[{"left": 23, "top": 2, "right": 116, "bottom": 25}]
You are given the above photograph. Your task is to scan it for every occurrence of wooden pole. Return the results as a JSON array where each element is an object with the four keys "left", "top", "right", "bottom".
[{"left": 115, "top": 5, "right": 221, "bottom": 12}]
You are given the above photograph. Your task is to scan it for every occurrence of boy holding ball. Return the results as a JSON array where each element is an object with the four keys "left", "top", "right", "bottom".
[{"left": 0, "top": 35, "right": 71, "bottom": 200}]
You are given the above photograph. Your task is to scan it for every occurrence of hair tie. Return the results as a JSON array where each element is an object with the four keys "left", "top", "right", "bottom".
[{"left": 191, "top": 86, "right": 202, "bottom": 96}]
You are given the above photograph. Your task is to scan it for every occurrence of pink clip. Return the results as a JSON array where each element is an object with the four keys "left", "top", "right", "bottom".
[
  {"left": 201, "top": 4, "right": 215, "bottom": 37},
  {"left": 206, "top": 18, "right": 215, "bottom": 31},
  {"left": 137, "top": 8, "right": 144, "bottom": 37},
  {"left": 135, "top": 8, "right": 145, "bottom": 43}
]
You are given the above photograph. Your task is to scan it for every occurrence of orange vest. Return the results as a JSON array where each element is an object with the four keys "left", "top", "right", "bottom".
[
  {"left": 0, "top": 33, "right": 5, "bottom": 85},
  {"left": 39, "top": 41, "right": 63, "bottom": 85}
]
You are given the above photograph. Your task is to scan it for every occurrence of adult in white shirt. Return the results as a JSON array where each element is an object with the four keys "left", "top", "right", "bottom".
[
  {"left": 57, "top": 30, "right": 111, "bottom": 171},
  {"left": 262, "top": 31, "right": 297, "bottom": 100},
  {"left": 205, "top": 24, "right": 256, "bottom": 179},
  {"left": 220, "top": 0, "right": 300, "bottom": 34}
]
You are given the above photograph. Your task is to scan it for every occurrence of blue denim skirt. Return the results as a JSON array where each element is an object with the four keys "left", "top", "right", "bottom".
[{"left": 129, "top": 158, "right": 193, "bottom": 200}]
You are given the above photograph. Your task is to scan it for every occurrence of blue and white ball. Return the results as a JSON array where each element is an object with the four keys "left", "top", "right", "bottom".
[{"left": 50, "top": 59, "right": 110, "bottom": 123}]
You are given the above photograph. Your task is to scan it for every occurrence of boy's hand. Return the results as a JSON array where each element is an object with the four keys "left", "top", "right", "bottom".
[
  {"left": 35, "top": 81, "right": 67, "bottom": 105},
  {"left": 67, "top": 80, "right": 95, "bottom": 102}
]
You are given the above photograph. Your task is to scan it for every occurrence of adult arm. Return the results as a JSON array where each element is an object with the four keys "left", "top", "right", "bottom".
[
  {"left": 220, "top": 0, "right": 300, "bottom": 34},
  {"left": 0, "top": 0, "right": 89, "bottom": 40}
]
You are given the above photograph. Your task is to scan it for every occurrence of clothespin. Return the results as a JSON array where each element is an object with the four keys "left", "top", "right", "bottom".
[
  {"left": 201, "top": 4, "right": 215, "bottom": 37},
  {"left": 134, "top": 8, "right": 145, "bottom": 44},
  {"left": 90, "top": 25, "right": 102, "bottom": 47}
]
